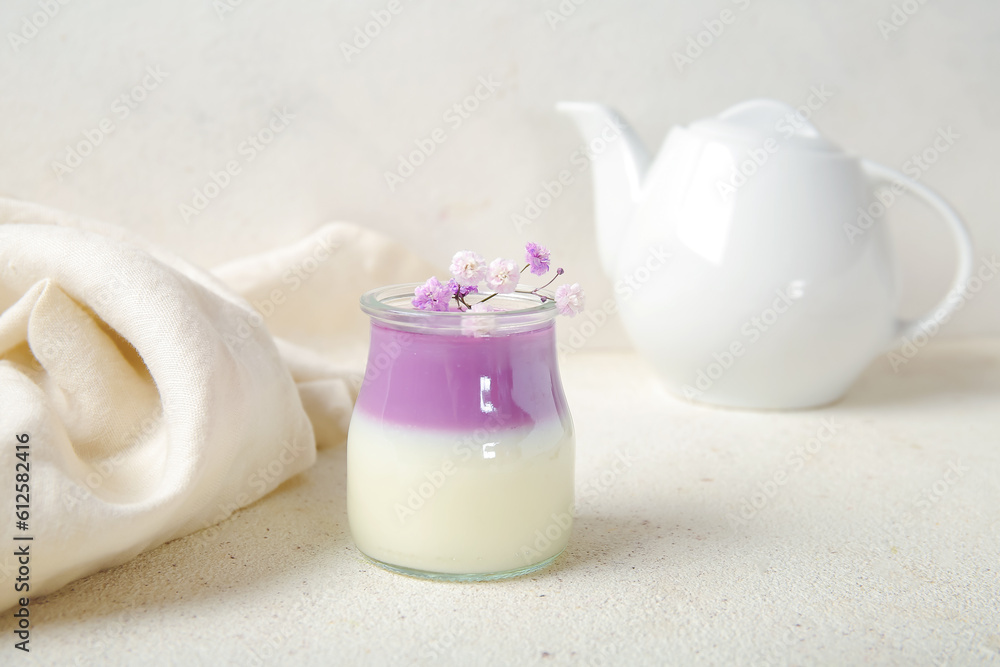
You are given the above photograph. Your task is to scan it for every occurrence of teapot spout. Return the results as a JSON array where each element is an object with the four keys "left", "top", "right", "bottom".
[{"left": 557, "top": 102, "right": 650, "bottom": 277}]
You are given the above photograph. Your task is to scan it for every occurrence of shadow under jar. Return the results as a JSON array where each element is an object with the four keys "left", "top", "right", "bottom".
[{"left": 347, "top": 284, "right": 576, "bottom": 581}]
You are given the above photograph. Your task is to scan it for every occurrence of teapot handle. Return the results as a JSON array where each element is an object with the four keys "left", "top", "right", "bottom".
[{"left": 860, "top": 159, "right": 975, "bottom": 346}]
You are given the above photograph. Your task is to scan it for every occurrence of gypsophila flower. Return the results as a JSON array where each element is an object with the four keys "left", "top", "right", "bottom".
[
  {"left": 449, "top": 250, "right": 487, "bottom": 284},
  {"left": 554, "top": 283, "right": 585, "bottom": 317},
  {"left": 445, "top": 279, "right": 479, "bottom": 310},
  {"left": 412, "top": 242, "right": 582, "bottom": 327},
  {"left": 412, "top": 276, "right": 452, "bottom": 311},
  {"left": 485, "top": 258, "right": 519, "bottom": 294},
  {"left": 525, "top": 242, "right": 551, "bottom": 276},
  {"left": 470, "top": 302, "right": 500, "bottom": 313},
  {"left": 461, "top": 302, "right": 501, "bottom": 336}
]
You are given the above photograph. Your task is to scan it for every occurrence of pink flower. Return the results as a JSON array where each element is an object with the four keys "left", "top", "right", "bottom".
[
  {"left": 554, "top": 283, "right": 584, "bottom": 317},
  {"left": 461, "top": 302, "right": 500, "bottom": 336},
  {"left": 449, "top": 250, "right": 487, "bottom": 285},
  {"left": 446, "top": 279, "right": 478, "bottom": 299},
  {"left": 525, "top": 242, "right": 551, "bottom": 276},
  {"left": 485, "top": 258, "right": 519, "bottom": 294},
  {"left": 470, "top": 302, "right": 500, "bottom": 313},
  {"left": 412, "top": 277, "right": 452, "bottom": 311}
]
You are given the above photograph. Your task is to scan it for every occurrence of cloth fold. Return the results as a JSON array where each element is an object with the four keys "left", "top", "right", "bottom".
[
  {"left": 0, "top": 198, "right": 435, "bottom": 609},
  {"left": 212, "top": 221, "right": 437, "bottom": 446}
]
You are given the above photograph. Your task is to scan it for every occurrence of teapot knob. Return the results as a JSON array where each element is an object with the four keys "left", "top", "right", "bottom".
[
  {"left": 717, "top": 99, "right": 822, "bottom": 139},
  {"left": 687, "top": 98, "right": 838, "bottom": 151}
]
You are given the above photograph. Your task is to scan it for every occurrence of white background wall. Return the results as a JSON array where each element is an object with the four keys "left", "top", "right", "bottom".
[{"left": 1, "top": 0, "right": 997, "bottom": 348}]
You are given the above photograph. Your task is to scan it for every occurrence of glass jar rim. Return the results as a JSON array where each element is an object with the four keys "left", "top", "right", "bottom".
[{"left": 360, "top": 283, "right": 558, "bottom": 335}]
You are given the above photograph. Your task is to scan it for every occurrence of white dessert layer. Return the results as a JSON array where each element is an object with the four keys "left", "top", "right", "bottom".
[{"left": 347, "top": 411, "right": 575, "bottom": 575}]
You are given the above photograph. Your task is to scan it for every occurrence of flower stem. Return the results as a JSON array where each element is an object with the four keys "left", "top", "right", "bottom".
[
  {"left": 531, "top": 268, "right": 563, "bottom": 294},
  {"left": 472, "top": 268, "right": 563, "bottom": 307}
]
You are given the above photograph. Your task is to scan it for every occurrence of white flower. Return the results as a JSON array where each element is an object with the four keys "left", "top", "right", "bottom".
[
  {"left": 462, "top": 302, "right": 500, "bottom": 337},
  {"left": 449, "top": 250, "right": 486, "bottom": 285},
  {"left": 485, "top": 257, "right": 519, "bottom": 294},
  {"left": 470, "top": 302, "right": 500, "bottom": 313},
  {"left": 554, "top": 283, "right": 584, "bottom": 317}
]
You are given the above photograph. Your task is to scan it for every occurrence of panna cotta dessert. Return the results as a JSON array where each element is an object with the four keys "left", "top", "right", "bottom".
[{"left": 347, "top": 285, "right": 575, "bottom": 580}]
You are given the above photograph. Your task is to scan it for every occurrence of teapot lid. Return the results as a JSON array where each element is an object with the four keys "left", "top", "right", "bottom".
[{"left": 686, "top": 99, "right": 839, "bottom": 152}]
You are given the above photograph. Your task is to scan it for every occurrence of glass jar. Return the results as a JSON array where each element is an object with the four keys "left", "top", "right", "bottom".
[{"left": 347, "top": 284, "right": 575, "bottom": 581}]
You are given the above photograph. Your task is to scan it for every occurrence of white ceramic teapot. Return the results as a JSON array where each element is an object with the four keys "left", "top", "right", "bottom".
[{"left": 558, "top": 99, "right": 973, "bottom": 409}]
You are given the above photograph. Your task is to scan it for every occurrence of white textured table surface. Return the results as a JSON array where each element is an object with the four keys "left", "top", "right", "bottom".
[{"left": 4, "top": 339, "right": 999, "bottom": 666}]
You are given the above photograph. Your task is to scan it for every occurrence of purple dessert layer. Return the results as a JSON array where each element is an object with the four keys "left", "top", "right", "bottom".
[{"left": 355, "top": 322, "right": 569, "bottom": 431}]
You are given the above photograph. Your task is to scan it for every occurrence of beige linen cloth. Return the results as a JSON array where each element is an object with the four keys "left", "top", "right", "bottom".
[{"left": 0, "top": 198, "right": 434, "bottom": 610}]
